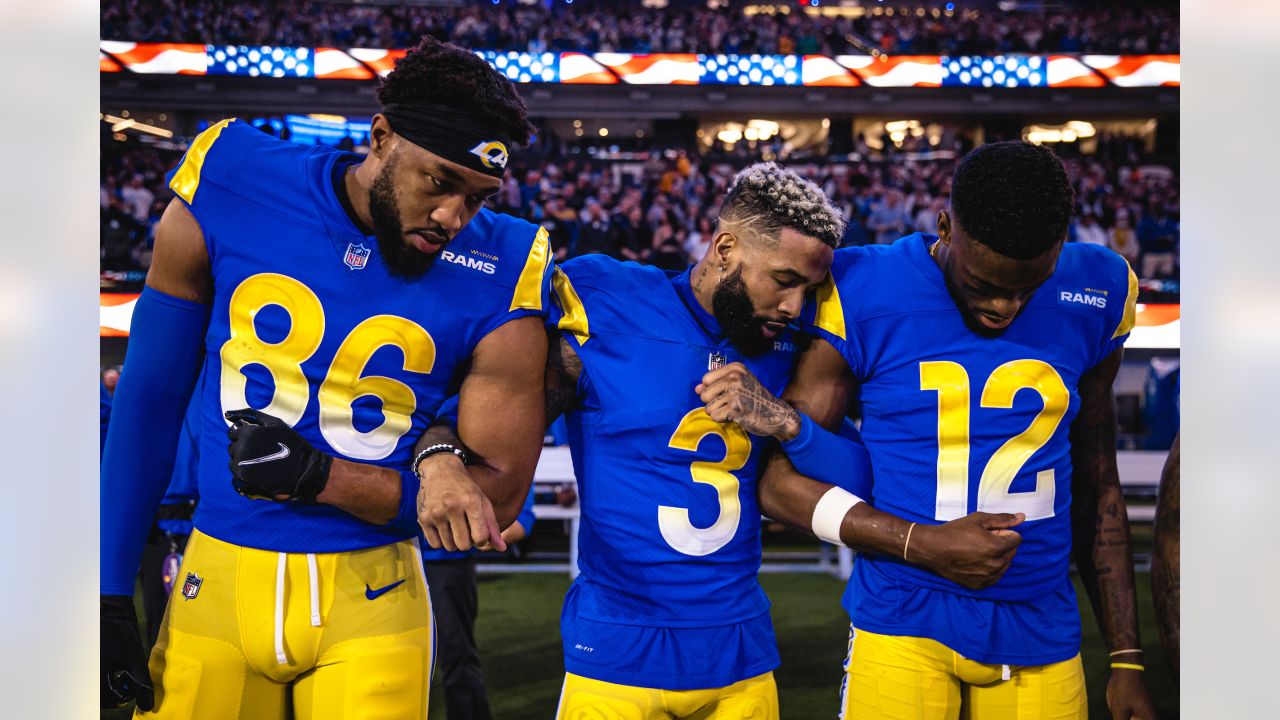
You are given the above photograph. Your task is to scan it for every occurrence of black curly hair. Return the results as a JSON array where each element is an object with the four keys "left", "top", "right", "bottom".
[
  {"left": 376, "top": 36, "right": 536, "bottom": 146},
  {"left": 950, "top": 141, "right": 1074, "bottom": 261}
]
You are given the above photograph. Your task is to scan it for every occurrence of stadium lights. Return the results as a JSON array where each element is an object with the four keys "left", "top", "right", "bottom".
[
  {"left": 101, "top": 113, "right": 173, "bottom": 139},
  {"left": 1024, "top": 121, "right": 1097, "bottom": 145}
]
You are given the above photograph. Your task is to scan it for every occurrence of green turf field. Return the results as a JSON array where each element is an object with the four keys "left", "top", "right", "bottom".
[{"left": 106, "top": 569, "right": 1177, "bottom": 719}]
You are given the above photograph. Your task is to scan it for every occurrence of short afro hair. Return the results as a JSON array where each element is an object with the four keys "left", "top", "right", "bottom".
[
  {"left": 718, "top": 162, "right": 845, "bottom": 248},
  {"left": 377, "top": 36, "right": 536, "bottom": 147},
  {"left": 950, "top": 141, "right": 1074, "bottom": 260}
]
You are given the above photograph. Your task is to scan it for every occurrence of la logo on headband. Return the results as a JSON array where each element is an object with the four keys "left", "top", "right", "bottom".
[{"left": 469, "top": 140, "right": 509, "bottom": 170}]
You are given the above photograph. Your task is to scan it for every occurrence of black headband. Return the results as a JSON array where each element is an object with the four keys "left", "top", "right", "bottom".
[{"left": 381, "top": 103, "right": 513, "bottom": 179}]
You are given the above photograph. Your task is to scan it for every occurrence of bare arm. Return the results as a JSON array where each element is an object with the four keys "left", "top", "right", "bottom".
[
  {"left": 414, "top": 315, "right": 547, "bottom": 551},
  {"left": 148, "top": 199, "right": 212, "bottom": 301},
  {"left": 1070, "top": 348, "right": 1156, "bottom": 718},
  {"left": 759, "top": 339, "right": 1024, "bottom": 589},
  {"left": 1151, "top": 432, "right": 1180, "bottom": 678}
]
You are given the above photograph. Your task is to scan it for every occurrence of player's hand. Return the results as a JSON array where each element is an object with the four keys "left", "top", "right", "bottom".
[
  {"left": 697, "top": 362, "right": 801, "bottom": 441},
  {"left": 911, "top": 511, "right": 1025, "bottom": 589},
  {"left": 1106, "top": 667, "right": 1158, "bottom": 720},
  {"left": 101, "top": 594, "right": 154, "bottom": 711},
  {"left": 416, "top": 453, "right": 505, "bottom": 553},
  {"left": 225, "top": 408, "right": 332, "bottom": 502}
]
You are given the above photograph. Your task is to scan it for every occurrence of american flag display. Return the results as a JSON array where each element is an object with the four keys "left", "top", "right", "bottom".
[
  {"left": 700, "top": 55, "right": 801, "bottom": 86},
  {"left": 100, "top": 41, "right": 207, "bottom": 75},
  {"left": 801, "top": 55, "right": 860, "bottom": 87},
  {"left": 838, "top": 55, "right": 942, "bottom": 87},
  {"left": 476, "top": 51, "right": 560, "bottom": 83},
  {"left": 942, "top": 55, "right": 1047, "bottom": 88},
  {"left": 100, "top": 42, "right": 1178, "bottom": 89},
  {"left": 206, "top": 45, "right": 314, "bottom": 78},
  {"left": 1083, "top": 55, "right": 1180, "bottom": 87},
  {"left": 593, "top": 53, "right": 701, "bottom": 84}
]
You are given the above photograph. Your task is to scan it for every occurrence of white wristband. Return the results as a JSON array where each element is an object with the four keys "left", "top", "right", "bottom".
[{"left": 811, "top": 486, "right": 864, "bottom": 546}]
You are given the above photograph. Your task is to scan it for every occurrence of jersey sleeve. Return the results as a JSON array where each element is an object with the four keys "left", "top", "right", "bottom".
[
  {"left": 475, "top": 224, "right": 554, "bottom": 340},
  {"left": 1094, "top": 255, "right": 1139, "bottom": 367},
  {"left": 802, "top": 250, "right": 867, "bottom": 379},
  {"left": 164, "top": 118, "right": 240, "bottom": 222}
]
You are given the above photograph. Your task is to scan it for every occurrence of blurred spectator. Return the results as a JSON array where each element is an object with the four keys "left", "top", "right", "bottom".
[
  {"left": 867, "top": 190, "right": 912, "bottom": 245},
  {"left": 1108, "top": 208, "right": 1141, "bottom": 266},
  {"left": 120, "top": 174, "right": 154, "bottom": 224},
  {"left": 1073, "top": 211, "right": 1108, "bottom": 246},
  {"left": 1137, "top": 202, "right": 1179, "bottom": 278},
  {"left": 685, "top": 215, "right": 714, "bottom": 263},
  {"left": 575, "top": 199, "right": 613, "bottom": 256}
]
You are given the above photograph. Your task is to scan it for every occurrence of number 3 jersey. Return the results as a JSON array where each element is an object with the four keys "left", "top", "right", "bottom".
[
  {"left": 549, "top": 255, "right": 798, "bottom": 689},
  {"left": 166, "top": 119, "right": 551, "bottom": 553},
  {"left": 806, "top": 234, "right": 1137, "bottom": 665}
]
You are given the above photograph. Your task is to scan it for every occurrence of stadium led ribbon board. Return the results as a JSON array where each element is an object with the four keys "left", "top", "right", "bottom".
[{"left": 99, "top": 42, "right": 1180, "bottom": 88}]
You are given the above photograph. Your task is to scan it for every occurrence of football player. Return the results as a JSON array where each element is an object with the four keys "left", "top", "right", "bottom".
[
  {"left": 101, "top": 37, "right": 551, "bottom": 719},
  {"left": 748, "top": 142, "right": 1157, "bottom": 719}
]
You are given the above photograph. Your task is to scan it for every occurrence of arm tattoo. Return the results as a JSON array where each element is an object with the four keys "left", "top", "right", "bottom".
[
  {"left": 1070, "top": 350, "right": 1142, "bottom": 655},
  {"left": 729, "top": 371, "right": 800, "bottom": 438},
  {"left": 1152, "top": 433, "right": 1180, "bottom": 676},
  {"left": 545, "top": 331, "right": 582, "bottom": 427}
]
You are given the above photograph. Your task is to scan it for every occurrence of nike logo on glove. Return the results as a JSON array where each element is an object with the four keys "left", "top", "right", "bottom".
[
  {"left": 239, "top": 443, "right": 291, "bottom": 466},
  {"left": 365, "top": 579, "right": 406, "bottom": 600}
]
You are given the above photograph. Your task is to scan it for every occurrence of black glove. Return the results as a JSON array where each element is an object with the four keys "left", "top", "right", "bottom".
[
  {"left": 226, "top": 408, "right": 332, "bottom": 502},
  {"left": 101, "top": 594, "right": 154, "bottom": 711}
]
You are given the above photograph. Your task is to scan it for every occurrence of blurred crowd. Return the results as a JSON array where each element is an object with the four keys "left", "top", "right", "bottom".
[
  {"left": 102, "top": 128, "right": 1178, "bottom": 281},
  {"left": 101, "top": 0, "right": 1178, "bottom": 56}
]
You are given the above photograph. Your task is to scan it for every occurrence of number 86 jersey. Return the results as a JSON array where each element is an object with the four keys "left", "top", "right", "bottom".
[
  {"left": 168, "top": 120, "right": 552, "bottom": 553},
  {"left": 805, "top": 234, "right": 1137, "bottom": 665}
]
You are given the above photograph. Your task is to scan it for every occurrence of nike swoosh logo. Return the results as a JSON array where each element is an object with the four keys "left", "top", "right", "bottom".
[
  {"left": 365, "top": 579, "right": 406, "bottom": 601},
  {"left": 239, "top": 443, "right": 291, "bottom": 466}
]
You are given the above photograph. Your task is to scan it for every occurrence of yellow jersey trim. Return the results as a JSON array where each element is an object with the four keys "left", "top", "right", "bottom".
[
  {"left": 552, "top": 267, "right": 589, "bottom": 344},
  {"left": 1112, "top": 263, "right": 1139, "bottom": 339},
  {"left": 168, "top": 118, "right": 235, "bottom": 204},
  {"left": 814, "top": 274, "right": 847, "bottom": 341},
  {"left": 510, "top": 226, "right": 551, "bottom": 312}
]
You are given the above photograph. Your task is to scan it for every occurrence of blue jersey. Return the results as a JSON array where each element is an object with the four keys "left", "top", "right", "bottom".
[
  {"left": 807, "top": 234, "right": 1137, "bottom": 665},
  {"left": 550, "top": 255, "right": 798, "bottom": 688},
  {"left": 166, "top": 119, "right": 552, "bottom": 553}
]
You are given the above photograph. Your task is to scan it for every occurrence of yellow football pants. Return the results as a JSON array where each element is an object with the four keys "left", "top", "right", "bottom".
[
  {"left": 556, "top": 671, "right": 779, "bottom": 720},
  {"left": 137, "top": 529, "right": 434, "bottom": 720},
  {"left": 839, "top": 627, "right": 1086, "bottom": 720}
]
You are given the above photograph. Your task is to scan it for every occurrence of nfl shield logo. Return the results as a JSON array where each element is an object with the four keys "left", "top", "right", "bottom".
[
  {"left": 708, "top": 352, "right": 728, "bottom": 371},
  {"left": 181, "top": 572, "right": 203, "bottom": 600},
  {"left": 343, "top": 243, "right": 370, "bottom": 270}
]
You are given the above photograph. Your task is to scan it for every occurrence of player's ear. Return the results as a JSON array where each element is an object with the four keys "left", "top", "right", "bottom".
[
  {"left": 368, "top": 114, "right": 395, "bottom": 160},
  {"left": 936, "top": 209, "right": 952, "bottom": 247},
  {"left": 712, "top": 230, "right": 738, "bottom": 270}
]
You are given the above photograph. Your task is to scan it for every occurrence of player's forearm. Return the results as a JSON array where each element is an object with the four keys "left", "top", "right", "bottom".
[
  {"left": 418, "top": 415, "right": 539, "bottom": 528},
  {"left": 1071, "top": 431, "right": 1143, "bottom": 653},
  {"left": 759, "top": 453, "right": 910, "bottom": 559},
  {"left": 318, "top": 459, "right": 402, "bottom": 525},
  {"left": 1151, "top": 433, "right": 1180, "bottom": 673}
]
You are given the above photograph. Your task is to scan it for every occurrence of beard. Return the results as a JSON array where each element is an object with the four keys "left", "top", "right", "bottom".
[
  {"left": 711, "top": 265, "right": 776, "bottom": 357},
  {"left": 369, "top": 157, "right": 438, "bottom": 280}
]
